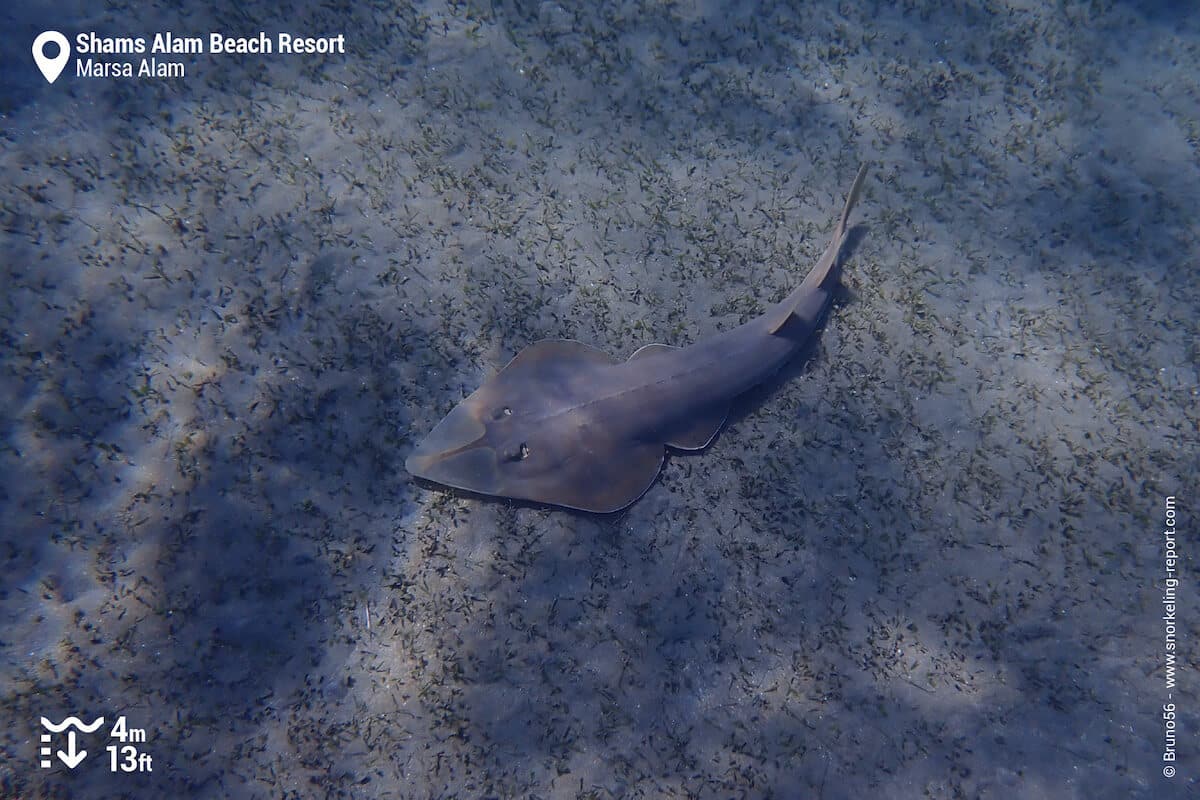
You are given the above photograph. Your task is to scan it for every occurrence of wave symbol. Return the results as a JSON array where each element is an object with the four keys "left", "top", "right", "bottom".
[{"left": 40, "top": 716, "right": 105, "bottom": 733}]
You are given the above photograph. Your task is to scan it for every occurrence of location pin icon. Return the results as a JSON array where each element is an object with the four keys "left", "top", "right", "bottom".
[{"left": 32, "top": 31, "right": 70, "bottom": 84}]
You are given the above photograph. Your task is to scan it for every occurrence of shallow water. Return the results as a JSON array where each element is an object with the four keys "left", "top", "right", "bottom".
[{"left": 1, "top": 2, "right": 1196, "bottom": 797}]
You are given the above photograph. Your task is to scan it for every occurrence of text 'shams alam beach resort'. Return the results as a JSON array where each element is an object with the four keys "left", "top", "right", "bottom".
[{"left": 1, "top": 2, "right": 1195, "bottom": 799}]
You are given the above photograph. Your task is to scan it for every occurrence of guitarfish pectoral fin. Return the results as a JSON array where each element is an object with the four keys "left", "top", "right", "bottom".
[{"left": 407, "top": 338, "right": 668, "bottom": 512}]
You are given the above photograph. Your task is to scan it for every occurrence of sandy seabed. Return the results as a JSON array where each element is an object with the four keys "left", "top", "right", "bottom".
[{"left": 1, "top": 1, "right": 1197, "bottom": 798}]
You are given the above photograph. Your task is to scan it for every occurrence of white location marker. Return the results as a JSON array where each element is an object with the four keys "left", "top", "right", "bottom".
[{"left": 32, "top": 31, "right": 70, "bottom": 84}]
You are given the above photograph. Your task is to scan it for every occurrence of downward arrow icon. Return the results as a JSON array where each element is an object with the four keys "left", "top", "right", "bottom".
[{"left": 57, "top": 731, "right": 86, "bottom": 768}]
